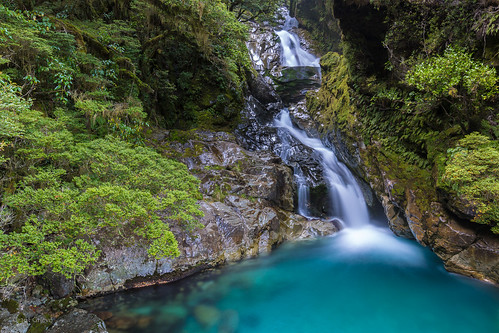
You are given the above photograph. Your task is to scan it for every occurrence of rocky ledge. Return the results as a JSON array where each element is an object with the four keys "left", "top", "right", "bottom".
[{"left": 77, "top": 130, "right": 338, "bottom": 297}]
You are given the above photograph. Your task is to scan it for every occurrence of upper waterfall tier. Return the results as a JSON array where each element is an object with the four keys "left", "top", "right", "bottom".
[{"left": 276, "top": 15, "right": 320, "bottom": 68}]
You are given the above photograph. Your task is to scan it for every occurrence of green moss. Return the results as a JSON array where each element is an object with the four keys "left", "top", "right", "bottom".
[
  {"left": 17, "top": 313, "right": 26, "bottom": 323},
  {"left": 183, "top": 142, "right": 205, "bottom": 158},
  {"left": 306, "top": 52, "right": 356, "bottom": 135},
  {"left": 439, "top": 133, "right": 499, "bottom": 232},
  {"left": 1, "top": 299, "right": 19, "bottom": 314},
  {"left": 48, "top": 297, "right": 77, "bottom": 312},
  {"left": 213, "top": 184, "right": 229, "bottom": 202},
  {"left": 27, "top": 321, "right": 51, "bottom": 333}
]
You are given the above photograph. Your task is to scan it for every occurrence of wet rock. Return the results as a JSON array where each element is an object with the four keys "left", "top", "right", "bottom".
[
  {"left": 404, "top": 190, "right": 426, "bottom": 243},
  {"left": 219, "top": 310, "right": 239, "bottom": 333},
  {"left": 105, "top": 315, "right": 136, "bottom": 331},
  {"left": 236, "top": 96, "right": 281, "bottom": 152},
  {"left": 246, "top": 21, "right": 282, "bottom": 85},
  {"left": 247, "top": 71, "right": 281, "bottom": 106},
  {"left": 381, "top": 195, "right": 413, "bottom": 239},
  {"left": 46, "top": 308, "right": 107, "bottom": 333},
  {"left": 43, "top": 272, "right": 74, "bottom": 299},
  {"left": 445, "top": 234, "right": 499, "bottom": 282},
  {"left": 160, "top": 305, "right": 188, "bottom": 321}
]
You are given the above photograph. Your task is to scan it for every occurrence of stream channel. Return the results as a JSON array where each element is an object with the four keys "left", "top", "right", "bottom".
[{"left": 82, "top": 13, "right": 499, "bottom": 333}]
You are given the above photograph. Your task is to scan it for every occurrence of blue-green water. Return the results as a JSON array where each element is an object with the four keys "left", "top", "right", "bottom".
[{"left": 83, "top": 226, "right": 499, "bottom": 333}]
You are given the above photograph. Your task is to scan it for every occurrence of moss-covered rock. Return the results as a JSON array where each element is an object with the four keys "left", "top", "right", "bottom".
[{"left": 293, "top": 0, "right": 499, "bottom": 282}]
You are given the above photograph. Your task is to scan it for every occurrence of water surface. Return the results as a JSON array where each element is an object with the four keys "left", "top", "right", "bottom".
[{"left": 83, "top": 226, "right": 499, "bottom": 333}]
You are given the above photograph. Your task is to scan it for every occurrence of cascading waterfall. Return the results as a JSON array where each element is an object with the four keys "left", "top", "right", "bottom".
[
  {"left": 276, "top": 15, "right": 320, "bottom": 68},
  {"left": 275, "top": 111, "right": 370, "bottom": 227},
  {"left": 274, "top": 15, "right": 369, "bottom": 227},
  {"left": 295, "top": 166, "right": 311, "bottom": 217}
]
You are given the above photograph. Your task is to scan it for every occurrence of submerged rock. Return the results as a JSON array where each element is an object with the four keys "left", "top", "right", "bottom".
[{"left": 193, "top": 304, "right": 221, "bottom": 328}]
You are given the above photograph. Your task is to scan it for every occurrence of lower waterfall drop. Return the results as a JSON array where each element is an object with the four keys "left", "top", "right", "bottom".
[{"left": 274, "top": 110, "right": 370, "bottom": 227}]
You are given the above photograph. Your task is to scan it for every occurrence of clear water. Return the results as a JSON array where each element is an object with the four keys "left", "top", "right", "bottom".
[
  {"left": 83, "top": 226, "right": 499, "bottom": 333},
  {"left": 82, "top": 11, "right": 499, "bottom": 333}
]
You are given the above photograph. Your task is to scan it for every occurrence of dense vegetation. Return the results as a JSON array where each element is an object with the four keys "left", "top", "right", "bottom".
[
  {"left": 299, "top": 0, "right": 498, "bottom": 233},
  {"left": 0, "top": 0, "right": 273, "bottom": 287}
]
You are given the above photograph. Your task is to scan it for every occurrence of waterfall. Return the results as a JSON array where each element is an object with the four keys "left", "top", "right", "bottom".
[
  {"left": 295, "top": 166, "right": 311, "bottom": 217},
  {"left": 274, "top": 111, "right": 370, "bottom": 227},
  {"left": 274, "top": 13, "right": 369, "bottom": 227},
  {"left": 276, "top": 15, "right": 320, "bottom": 68}
]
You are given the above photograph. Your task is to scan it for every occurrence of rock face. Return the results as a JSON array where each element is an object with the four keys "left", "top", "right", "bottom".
[
  {"left": 79, "top": 130, "right": 338, "bottom": 297},
  {"left": 0, "top": 308, "right": 29, "bottom": 333},
  {"left": 46, "top": 309, "right": 107, "bottom": 333},
  {"left": 356, "top": 144, "right": 499, "bottom": 283}
]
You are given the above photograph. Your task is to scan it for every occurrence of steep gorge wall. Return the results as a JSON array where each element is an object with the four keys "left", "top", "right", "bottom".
[{"left": 294, "top": 0, "right": 499, "bottom": 283}]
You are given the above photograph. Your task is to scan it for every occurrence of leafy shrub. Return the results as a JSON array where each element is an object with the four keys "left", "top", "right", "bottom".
[
  {"left": 1, "top": 138, "right": 203, "bottom": 284},
  {"left": 0, "top": 73, "right": 203, "bottom": 285},
  {"left": 405, "top": 46, "right": 498, "bottom": 132}
]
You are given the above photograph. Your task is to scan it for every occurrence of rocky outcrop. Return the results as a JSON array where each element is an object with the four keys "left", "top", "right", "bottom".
[
  {"left": 46, "top": 309, "right": 107, "bottom": 333},
  {"left": 78, "top": 130, "right": 338, "bottom": 297},
  {"left": 357, "top": 144, "right": 499, "bottom": 283}
]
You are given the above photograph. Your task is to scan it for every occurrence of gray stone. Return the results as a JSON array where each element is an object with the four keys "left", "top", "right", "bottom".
[
  {"left": 46, "top": 308, "right": 107, "bottom": 333},
  {"left": 0, "top": 308, "right": 29, "bottom": 333},
  {"left": 44, "top": 272, "right": 74, "bottom": 299}
]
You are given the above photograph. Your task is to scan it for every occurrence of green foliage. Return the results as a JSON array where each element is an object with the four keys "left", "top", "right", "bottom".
[
  {"left": 1, "top": 0, "right": 253, "bottom": 129},
  {"left": 0, "top": 73, "right": 31, "bottom": 140},
  {"left": 224, "top": 0, "right": 282, "bottom": 22},
  {"left": 406, "top": 46, "right": 498, "bottom": 101},
  {"left": 138, "top": 0, "right": 251, "bottom": 128},
  {"left": 405, "top": 46, "right": 498, "bottom": 134},
  {"left": 440, "top": 133, "right": 499, "bottom": 232},
  {"left": 0, "top": 72, "right": 203, "bottom": 285},
  {"left": 1, "top": 137, "right": 203, "bottom": 283}
]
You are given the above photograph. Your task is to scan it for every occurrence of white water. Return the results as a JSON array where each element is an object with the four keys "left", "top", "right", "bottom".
[
  {"left": 275, "top": 110, "right": 370, "bottom": 227},
  {"left": 295, "top": 166, "right": 311, "bottom": 217},
  {"left": 276, "top": 15, "right": 320, "bottom": 67}
]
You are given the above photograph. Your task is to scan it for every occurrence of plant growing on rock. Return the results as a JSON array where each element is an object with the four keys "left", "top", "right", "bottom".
[
  {"left": 440, "top": 132, "right": 499, "bottom": 233},
  {"left": 0, "top": 73, "right": 203, "bottom": 286}
]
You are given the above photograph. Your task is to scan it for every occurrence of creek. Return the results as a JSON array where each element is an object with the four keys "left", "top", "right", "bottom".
[{"left": 82, "top": 12, "right": 499, "bottom": 333}]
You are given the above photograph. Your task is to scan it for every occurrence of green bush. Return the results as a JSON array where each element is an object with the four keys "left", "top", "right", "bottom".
[
  {"left": 0, "top": 72, "right": 203, "bottom": 285},
  {"left": 405, "top": 46, "right": 498, "bottom": 132}
]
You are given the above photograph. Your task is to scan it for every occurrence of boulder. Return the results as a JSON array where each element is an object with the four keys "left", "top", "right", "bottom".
[{"left": 46, "top": 308, "right": 107, "bottom": 333}]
